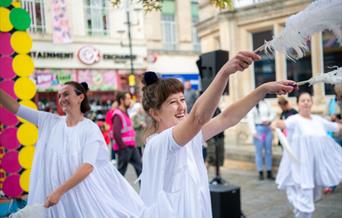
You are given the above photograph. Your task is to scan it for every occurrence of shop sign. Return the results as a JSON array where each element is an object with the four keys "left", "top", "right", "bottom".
[
  {"left": 56, "top": 72, "right": 72, "bottom": 84},
  {"left": 161, "top": 73, "right": 200, "bottom": 90},
  {"left": 30, "top": 51, "right": 73, "bottom": 59},
  {"left": 75, "top": 69, "right": 119, "bottom": 91},
  {"left": 35, "top": 70, "right": 75, "bottom": 91},
  {"left": 77, "top": 46, "right": 101, "bottom": 65},
  {"left": 103, "top": 54, "right": 137, "bottom": 63}
]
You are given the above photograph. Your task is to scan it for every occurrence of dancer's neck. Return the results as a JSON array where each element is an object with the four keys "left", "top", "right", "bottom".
[
  {"left": 66, "top": 111, "right": 84, "bottom": 127},
  {"left": 300, "top": 112, "right": 311, "bottom": 119}
]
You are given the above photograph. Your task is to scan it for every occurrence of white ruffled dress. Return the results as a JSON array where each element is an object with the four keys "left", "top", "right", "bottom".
[
  {"left": 276, "top": 114, "right": 342, "bottom": 190},
  {"left": 17, "top": 106, "right": 144, "bottom": 218},
  {"left": 139, "top": 128, "right": 212, "bottom": 218}
]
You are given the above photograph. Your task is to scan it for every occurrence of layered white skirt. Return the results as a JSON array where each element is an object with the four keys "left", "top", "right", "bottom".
[
  {"left": 31, "top": 160, "right": 144, "bottom": 218},
  {"left": 276, "top": 135, "right": 342, "bottom": 190}
]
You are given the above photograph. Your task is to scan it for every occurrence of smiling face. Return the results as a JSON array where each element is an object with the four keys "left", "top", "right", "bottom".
[
  {"left": 58, "top": 85, "right": 84, "bottom": 114},
  {"left": 297, "top": 92, "right": 313, "bottom": 116},
  {"left": 152, "top": 92, "right": 187, "bottom": 131}
]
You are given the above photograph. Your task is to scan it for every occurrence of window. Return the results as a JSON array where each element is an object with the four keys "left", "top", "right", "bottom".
[
  {"left": 84, "top": 0, "right": 110, "bottom": 36},
  {"left": 286, "top": 40, "right": 313, "bottom": 97},
  {"left": 20, "top": 0, "right": 46, "bottom": 32},
  {"left": 161, "top": 15, "right": 177, "bottom": 50},
  {"left": 322, "top": 30, "right": 342, "bottom": 95},
  {"left": 161, "top": 0, "right": 177, "bottom": 50},
  {"left": 191, "top": 0, "right": 201, "bottom": 51},
  {"left": 252, "top": 30, "right": 276, "bottom": 98}
]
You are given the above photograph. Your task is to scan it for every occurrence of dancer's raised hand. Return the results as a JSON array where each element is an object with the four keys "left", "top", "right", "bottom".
[
  {"left": 260, "top": 80, "right": 298, "bottom": 95},
  {"left": 220, "top": 51, "right": 261, "bottom": 75}
]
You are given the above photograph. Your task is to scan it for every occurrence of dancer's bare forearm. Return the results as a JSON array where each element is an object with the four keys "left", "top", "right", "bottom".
[{"left": 0, "top": 89, "right": 19, "bottom": 114}]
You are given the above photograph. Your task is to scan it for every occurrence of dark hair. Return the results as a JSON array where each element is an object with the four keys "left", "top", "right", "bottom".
[
  {"left": 296, "top": 91, "right": 312, "bottom": 103},
  {"left": 116, "top": 91, "right": 130, "bottom": 105},
  {"left": 142, "top": 71, "right": 184, "bottom": 135},
  {"left": 64, "top": 81, "right": 91, "bottom": 113}
]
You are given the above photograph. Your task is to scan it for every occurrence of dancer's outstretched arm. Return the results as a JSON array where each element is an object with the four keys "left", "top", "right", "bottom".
[
  {"left": 0, "top": 89, "right": 39, "bottom": 125},
  {"left": 44, "top": 163, "right": 94, "bottom": 208},
  {"left": 173, "top": 51, "right": 261, "bottom": 146},
  {"left": 0, "top": 89, "right": 19, "bottom": 114},
  {"left": 202, "top": 81, "right": 297, "bottom": 141}
]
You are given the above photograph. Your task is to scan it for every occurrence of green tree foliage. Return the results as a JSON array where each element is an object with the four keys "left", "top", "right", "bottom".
[{"left": 110, "top": 0, "right": 233, "bottom": 12}]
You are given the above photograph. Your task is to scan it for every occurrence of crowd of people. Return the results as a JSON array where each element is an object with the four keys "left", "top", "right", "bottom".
[{"left": 1, "top": 50, "right": 341, "bottom": 218}]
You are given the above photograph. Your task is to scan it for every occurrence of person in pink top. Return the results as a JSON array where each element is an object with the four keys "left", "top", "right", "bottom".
[{"left": 112, "top": 91, "right": 142, "bottom": 177}]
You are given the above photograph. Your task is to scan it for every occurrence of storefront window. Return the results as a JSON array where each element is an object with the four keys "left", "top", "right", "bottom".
[
  {"left": 286, "top": 40, "right": 313, "bottom": 97},
  {"left": 84, "top": 0, "right": 110, "bottom": 36},
  {"left": 322, "top": 30, "right": 342, "bottom": 95},
  {"left": 252, "top": 30, "right": 276, "bottom": 98},
  {"left": 20, "top": 0, "right": 46, "bottom": 32}
]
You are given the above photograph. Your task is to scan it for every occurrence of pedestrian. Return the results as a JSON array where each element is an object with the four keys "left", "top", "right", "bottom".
[
  {"left": 131, "top": 102, "right": 147, "bottom": 156},
  {"left": 326, "top": 84, "right": 342, "bottom": 145},
  {"left": 112, "top": 92, "right": 142, "bottom": 177},
  {"left": 184, "top": 80, "right": 198, "bottom": 112},
  {"left": 105, "top": 101, "right": 118, "bottom": 162},
  {"left": 277, "top": 96, "right": 298, "bottom": 148},
  {"left": 139, "top": 51, "right": 297, "bottom": 217},
  {"left": 278, "top": 96, "right": 298, "bottom": 121},
  {"left": 0, "top": 82, "right": 144, "bottom": 217},
  {"left": 274, "top": 91, "right": 342, "bottom": 218},
  {"left": 247, "top": 98, "right": 276, "bottom": 180}
]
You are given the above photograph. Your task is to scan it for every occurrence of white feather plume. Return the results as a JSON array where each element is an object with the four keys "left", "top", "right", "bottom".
[
  {"left": 275, "top": 128, "right": 300, "bottom": 164},
  {"left": 9, "top": 204, "right": 45, "bottom": 218},
  {"left": 263, "top": 0, "right": 342, "bottom": 60},
  {"left": 297, "top": 66, "right": 342, "bottom": 86}
]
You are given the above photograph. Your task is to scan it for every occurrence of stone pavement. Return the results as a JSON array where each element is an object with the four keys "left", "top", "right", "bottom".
[{"left": 123, "top": 159, "right": 342, "bottom": 218}]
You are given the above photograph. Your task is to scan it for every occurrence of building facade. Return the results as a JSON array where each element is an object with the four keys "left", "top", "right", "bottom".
[
  {"left": 144, "top": 0, "right": 202, "bottom": 90},
  {"left": 197, "top": 0, "right": 342, "bottom": 145},
  {"left": 21, "top": 0, "right": 202, "bottom": 112},
  {"left": 21, "top": 0, "right": 147, "bottom": 112}
]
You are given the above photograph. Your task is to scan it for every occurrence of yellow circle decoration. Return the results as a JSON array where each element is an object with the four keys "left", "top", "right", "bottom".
[
  {"left": 19, "top": 100, "right": 37, "bottom": 110},
  {"left": 17, "top": 123, "right": 38, "bottom": 146},
  {"left": 18, "top": 100, "right": 38, "bottom": 123},
  {"left": 12, "top": 2, "right": 21, "bottom": 8},
  {"left": 11, "top": 31, "right": 32, "bottom": 54},
  {"left": 0, "top": 8, "right": 13, "bottom": 32},
  {"left": 20, "top": 169, "right": 31, "bottom": 192},
  {"left": 12, "top": 54, "right": 34, "bottom": 77},
  {"left": 14, "top": 77, "right": 36, "bottom": 100},
  {"left": 19, "top": 146, "right": 34, "bottom": 169}
]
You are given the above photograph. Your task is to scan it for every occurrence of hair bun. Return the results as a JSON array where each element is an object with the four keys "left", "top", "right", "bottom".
[
  {"left": 143, "top": 71, "right": 159, "bottom": 86},
  {"left": 80, "top": 82, "right": 89, "bottom": 92}
]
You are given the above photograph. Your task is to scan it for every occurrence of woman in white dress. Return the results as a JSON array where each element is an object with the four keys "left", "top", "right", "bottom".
[
  {"left": 139, "top": 51, "right": 297, "bottom": 218},
  {"left": 274, "top": 92, "right": 342, "bottom": 218},
  {"left": 0, "top": 82, "right": 144, "bottom": 217}
]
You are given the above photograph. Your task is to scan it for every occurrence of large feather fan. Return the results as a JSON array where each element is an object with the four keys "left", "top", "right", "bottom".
[
  {"left": 261, "top": 0, "right": 342, "bottom": 60},
  {"left": 297, "top": 66, "right": 342, "bottom": 86}
]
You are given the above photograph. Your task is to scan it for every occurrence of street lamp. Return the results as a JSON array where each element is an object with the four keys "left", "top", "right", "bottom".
[{"left": 118, "top": 0, "right": 142, "bottom": 95}]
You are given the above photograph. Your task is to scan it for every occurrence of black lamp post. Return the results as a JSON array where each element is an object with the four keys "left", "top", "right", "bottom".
[{"left": 118, "top": 0, "right": 141, "bottom": 95}]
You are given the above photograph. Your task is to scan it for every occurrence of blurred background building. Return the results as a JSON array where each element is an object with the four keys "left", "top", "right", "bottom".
[
  {"left": 21, "top": 0, "right": 201, "bottom": 115},
  {"left": 197, "top": 0, "right": 342, "bottom": 146}
]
